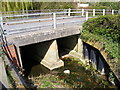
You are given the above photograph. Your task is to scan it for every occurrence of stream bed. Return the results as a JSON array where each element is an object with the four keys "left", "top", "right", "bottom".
[{"left": 28, "top": 56, "right": 116, "bottom": 88}]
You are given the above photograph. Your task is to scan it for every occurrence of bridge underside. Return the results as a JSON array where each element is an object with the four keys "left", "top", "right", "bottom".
[{"left": 19, "top": 35, "right": 83, "bottom": 76}]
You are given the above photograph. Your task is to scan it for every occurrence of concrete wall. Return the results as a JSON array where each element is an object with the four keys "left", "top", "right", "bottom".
[
  {"left": 83, "top": 42, "right": 120, "bottom": 87},
  {"left": 83, "top": 42, "right": 110, "bottom": 75}
]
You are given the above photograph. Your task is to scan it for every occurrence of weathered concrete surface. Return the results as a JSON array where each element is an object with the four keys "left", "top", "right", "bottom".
[
  {"left": 69, "top": 36, "right": 84, "bottom": 63},
  {"left": 40, "top": 40, "right": 64, "bottom": 70},
  {"left": 0, "top": 57, "right": 9, "bottom": 88},
  {"left": 83, "top": 40, "right": 120, "bottom": 82},
  {"left": 6, "top": 26, "right": 81, "bottom": 47}
]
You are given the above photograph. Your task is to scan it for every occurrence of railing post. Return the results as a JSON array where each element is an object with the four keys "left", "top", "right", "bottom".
[
  {"left": 82, "top": 8, "right": 84, "bottom": 16},
  {"left": 68, "top": 8, "right": 71, "bottom": 16},
  {"left": 53, "top": 13, "right": 56, "bottom": 29},
  {"left": 86, "top": 11, "right": 88, "bottom": 20},
  {"left": 93, "top": 9, "right": 95, "bottom": 16},
  {"left": 0, "top": 16, "right": 3, "bottom": 32},
  {"left": 118, "top": 9, "right": 120, "bottom": 15},
  {"left": 112, "top": 10, "right": 114, "bottom": 15},
  {"left": 0, "top": 16, "right": 8, "bottom": 35},
  {"left": 103, "top": 9, "right": 105, "bottom": 16}
]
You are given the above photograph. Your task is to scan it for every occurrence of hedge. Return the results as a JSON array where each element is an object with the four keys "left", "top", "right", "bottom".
[{"left": 81, "top": 15, "right": 120, "bottom": 59}]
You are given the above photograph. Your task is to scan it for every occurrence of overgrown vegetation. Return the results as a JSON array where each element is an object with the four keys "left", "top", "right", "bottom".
[
  {"left": 1, "top": 1, "right": 119, "bottom": 12},
  {"left": 28, "top": 56, "right": 115, "bottom": 88},
  {"left": 81, "top": 15, "right": 120, "bottom": 59},
  {"left": 88, "top": 2, "right": 120, "bottom": 10},
  {"left": 1, "top": 2, "right": 75, "bottom": 12}
]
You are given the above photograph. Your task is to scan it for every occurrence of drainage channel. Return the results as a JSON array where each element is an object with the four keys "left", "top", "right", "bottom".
[
  {"left": 2, "top": 35, "right": 119, "bottom": 88},
  {"left": 18, "top": 40, "right": 118, "bottom": 88}
]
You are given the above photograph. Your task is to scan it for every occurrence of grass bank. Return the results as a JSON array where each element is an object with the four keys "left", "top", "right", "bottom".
[{"left": 81, "top": 15, "right": 120, "bottom": 81}]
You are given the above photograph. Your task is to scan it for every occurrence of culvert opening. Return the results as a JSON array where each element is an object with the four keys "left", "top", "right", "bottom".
[
  {"left": 57, "top": 35, "right": 78, "bottom": 57},
  {"left": 20, "top": 40, "right": 54, "bottom": 77},
  {"left": 19, "top": 35, "right": 79, "bottom": 77}
]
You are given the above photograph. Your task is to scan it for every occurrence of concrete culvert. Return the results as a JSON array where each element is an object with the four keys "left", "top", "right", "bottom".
[{"left": 20, "top": 40, "right": 64, "bottom": 77}]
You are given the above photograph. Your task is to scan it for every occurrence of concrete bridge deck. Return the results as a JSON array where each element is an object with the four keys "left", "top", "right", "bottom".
[
  {"left": 6, "top": 25, "right": 82, "bottom": 47},
  {"left": 4, "top": 16, "right": 85, "bottom": 46}
]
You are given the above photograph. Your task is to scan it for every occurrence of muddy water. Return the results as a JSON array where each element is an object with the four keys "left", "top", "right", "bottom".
[{"left": 28, "top": 56, "right": 115, "bottom": 88}]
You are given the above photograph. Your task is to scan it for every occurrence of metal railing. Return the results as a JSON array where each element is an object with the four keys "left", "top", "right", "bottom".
[{"left": 0, "top": 9, "right": 119, "bottom": 35}]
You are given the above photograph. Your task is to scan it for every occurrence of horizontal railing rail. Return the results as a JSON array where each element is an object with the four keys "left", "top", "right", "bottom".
[
  {"left": 0, "top": 8, "right": 119, "bottom": 35},
  {"left": 1, "top": 9, "right": 118, "bottom": 17},
  {"left": 6, "top": 18, "right": 86, "bottom": 35}
]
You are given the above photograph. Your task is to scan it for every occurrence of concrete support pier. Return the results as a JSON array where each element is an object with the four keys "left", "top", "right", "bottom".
[
  {"left": 41, "top": 40, "right": 64, "bottom": 70},
  {"left": 76, "top": 36, "right": 84, "bottom": 58}
]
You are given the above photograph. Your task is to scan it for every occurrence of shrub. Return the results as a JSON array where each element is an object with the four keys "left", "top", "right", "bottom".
[{"left": 81, "top": 15, "right": 120, "bottom": 59}]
